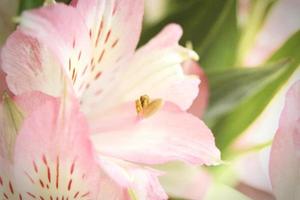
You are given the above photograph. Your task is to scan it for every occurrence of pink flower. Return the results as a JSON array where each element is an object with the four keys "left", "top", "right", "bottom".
[
  {"left": 269, "top": 80, "right": 300, "bottom": 200},
  {"left": 1, "top": 0, "right": 221, "bottom": 198},
  {"left": 0, "top": 93, "right": 105, "bottom": 199}
]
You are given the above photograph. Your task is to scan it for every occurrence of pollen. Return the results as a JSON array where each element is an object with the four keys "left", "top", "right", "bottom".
[{"left": 135, "top": 95, "right": 163, "bottom": 118}]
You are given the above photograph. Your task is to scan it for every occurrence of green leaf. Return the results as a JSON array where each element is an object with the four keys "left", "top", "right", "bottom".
[
  {"left": 267, "top": 30, "right": 300, "bottom": 63},
  {"left": 205, "top": 30, "right": 300, "bottom": 151},
  {"left": 140, "top": 0, "right": 239, "bottom": 70}
]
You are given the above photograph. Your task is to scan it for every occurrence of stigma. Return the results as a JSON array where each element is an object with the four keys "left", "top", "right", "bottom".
[{"left": 135, "top": 95, "right": 163, "bottom": 118}]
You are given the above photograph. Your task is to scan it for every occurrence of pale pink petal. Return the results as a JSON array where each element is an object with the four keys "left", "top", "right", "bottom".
[
  {"left": 19, "top": 3, "right": 92, "bottom": 97},
  {"left": 84, "top": 24, "right": 200, "bottom": 117},
  {"left": 182, "top": 60, "right": 209, "bottom": 117},
  {"left": 97, "top": 173, "right": 130, "bottom": 200},
  {"left": 234, "top": 148, "right": 272, "bottom": 193},
  {"left": 71, "top": 0, "right": 143, "bottom": 71},
  {"left": 121, "top": 24, "right": 199, "bottom": 111},
  {"left": 91, "top": 101, "right": 220, "bottom": 165},
  {"left": 269, "top": 81, "right": 300, "bottom": 199},
  {"left": 129, "top": 168, "right": 167, "bottom": 200},
  {"left": 98, "top": 157, "right": 167, "bottom": 200},
  {"left": 11, "top": 94, "right": 102, "bottom": 198},
  {"left": 1, "top": 30, "right": 64, "bottom": 96},
  {"left": 0, "top": 157, "right": 15, "bottom": 199},
  {"left": 236, "top": 182, "right": 275, "bottom": 200},
  {"left": 70, "top": 0, "right": 144, "bottom": 114}
]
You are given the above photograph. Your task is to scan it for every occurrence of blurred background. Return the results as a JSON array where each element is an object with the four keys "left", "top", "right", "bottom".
[{"left": 1, "top": 0, "right": 299, "bottom": 199}]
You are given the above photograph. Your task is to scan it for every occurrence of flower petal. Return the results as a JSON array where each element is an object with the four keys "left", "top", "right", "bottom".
[
  {"left": 71, "top": 0, "right": 145, "bottom": 116},
  {"left": 1, "top": 30, "right": 64, "bottom": 96},
  {"left": 83, "top": 24, "right": 200, "bottom": 117},
  {"left": 236, "top": 182, "right": 275, "bottom": 200},
  {"left": 118, "top": 24, "right": 199, "bottom": 111},
  {"left": 91, "top": 101, "right": 220, "bottom": 165},
  {"left": 234, "top": 148, "right": 272, "bottom": 193},
  {"left": 10, "top": 94, "right": 101, "bottom": 199},
  {"left": 71, "top": 0, "right": 143, "bottom": 71},
  {"left": 269, "top": 81, "right": 300, "bottom": 199},
  {"left": 98, "top": 157, "right": 168, "bottom": 200},
  {"left": 182, "top": 60, "right": 209, "bottom": 117},
  {"left": 19, "top": 3, "right": 92, "bottom": 97}
]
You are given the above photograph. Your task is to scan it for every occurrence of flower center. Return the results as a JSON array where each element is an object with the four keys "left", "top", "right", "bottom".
[{"left": 135, "top": 95, "right": 163, "bottom": 118}]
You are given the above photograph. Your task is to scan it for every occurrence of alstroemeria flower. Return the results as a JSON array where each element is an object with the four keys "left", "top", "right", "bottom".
[
  {"left": 1, "top": 0, "right": 220, "bottom": 198},
  {"left": 0, "top": 92, "right": 117, "bottom": 199}
]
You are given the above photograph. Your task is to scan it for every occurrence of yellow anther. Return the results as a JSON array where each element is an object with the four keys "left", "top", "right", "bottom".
[
  {"left": 140, "top": 95, "right": 150, "bottom": 107},
  {"left": 135, "top": 95, "right": 163, "bottom": 118},
  {"left": 135, "top": 99, "right": 143, "bottom": 114}
]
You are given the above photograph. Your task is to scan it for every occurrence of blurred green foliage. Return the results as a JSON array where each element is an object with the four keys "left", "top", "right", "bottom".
[
  {"left": 18, "top": 0, "right": 71, "bottom": 14},
  {"left": 206, "top": 30, "right": 300, "bottom": 150}
]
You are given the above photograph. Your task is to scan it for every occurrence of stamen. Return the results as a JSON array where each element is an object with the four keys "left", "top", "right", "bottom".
[
  {"left": 135, "top": 95, "right": 163, "bottom": 118},
  {"left": 140, "top": 95, "right": 149, "bottom": 107}
]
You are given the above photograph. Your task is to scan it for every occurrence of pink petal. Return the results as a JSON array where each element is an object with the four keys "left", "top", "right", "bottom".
[
  {"left": 71, "top": 0, "right": 143, "bottom": 67},
  {"left": 138, "top": 23, "right": 183, "bottom": 50},
  {"left": 19, "top": 3, "right": 92, "bottom": 97},
  {"left": 70, "top": 0, "right": 145, "bottom": 116},
  {"left": 86, "top": 24, "right": 200, "bottom": 116},
  {"left": 236, "top": 182, "right": 275, "bottom": 200},
  {"left": 11, "top": 93, "right": 102, "bottom": 198},
  {"left": 129, "top": 168, "right": 167, "bottom": 200},
  {"left": 269, "top": 81, "right": 300, "bottom": 199},
  {"left": 234, "top": 148, "right": 272, "bottom": 193},
  {"left": 1, "top": 30, "right": 65, "bottom": 96},
  {"left": 0, "top": 157, "right": 15, "bottom": 198},
  {"left": 182, "top": 60, "right": 209, "bottom": 117},
  {"left": 127, "top": 24, "right": 199, "bottom": 111},
  {"left": 96, "top": 174, "right": 130, "bottom": 200},
  {"left": 70, "top": 0, "right": 144, "bottom": 109},
  {"left": 98, "top": 157, "right": 168, "bottom": 200},
  {"left": 91, "top": 101, "right": 220, "bottom": 165},
  {"left": 20, "top": 3, "right": 91, "bottom": 68}
]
